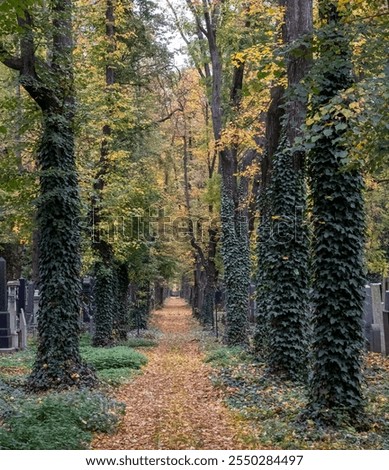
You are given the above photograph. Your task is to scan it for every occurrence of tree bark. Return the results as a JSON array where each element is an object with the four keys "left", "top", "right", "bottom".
[
  {"left": 0, "top": 1, "right": 98, "bottom": 389},
  {"left": 187, "top": 0, "right": 250, "bottom": 344},
  {"left": 255, "top": 1, "right": 312, "bottom": 377},
  {"left": 308, "top": 0, "right": 365, "bottom": 422},
  {"left": 91, "top": 0, "right": 117, "bottom": 347}
]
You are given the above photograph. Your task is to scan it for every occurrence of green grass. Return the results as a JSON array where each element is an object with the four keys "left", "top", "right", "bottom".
[
  {"left": 79, "top": 333, "right": 158, "bottom": 349},
  {"left": 97, "top": 367, "right": 140, "bottom": 386},
  {"left": 0, "top": 388, "right": 124, "bottom": 450},
  {"left": 0, "top": 340, "right": 148, "bottom": 387},
  {"left": 0, "top": 348, "right": 35, "bottom": 370}
]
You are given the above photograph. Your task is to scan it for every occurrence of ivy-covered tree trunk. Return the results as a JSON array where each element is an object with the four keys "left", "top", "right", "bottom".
[
  {"left": 28, "top": 111, "right": 96, "bottom": 389},
  {"left": 221, "top": 173, "right": 250, "bottom": 345},
  {"left": 255, "top": 0, "right": 312, "bottom": 379},
  {"left": 254, "top": 183, "right": 272, "bottom": 354},
  {"left": 307, "top": 1, "right": 365, "bottom": 421},
  {"left": 202, "top": 229, "right": 218, "bottom": 326},
  {"left": 92, "top": 261, "right": 114, "bottom": 347},
  {"left": 0, "top": 1, "right": 99, "bottom": 390},
  {"left": 113, "top": 262, "right": 130, "bottom": 342},
  {"left": 154, "top": 280, "right": 165, "bottom": 310},
  {"left": 91, "top": 0, "right": 116, "bottom": 347},
  {"left": 192, "top": 255, "right": 203, "bottom": 319},
  {"left": 186, "top": 0, "right": 251, "bottom": 344},
  {"left": 264, "top": 145, "right": 310, "bottom": 379},
  {"left": 255, "top": 84, "right": 284, "bottom": 354},
  {"left": 130, "top": 282, "right": 151, "bottom": 330}
]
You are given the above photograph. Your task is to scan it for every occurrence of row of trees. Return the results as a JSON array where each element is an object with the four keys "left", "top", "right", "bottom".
[
  {"left": 0, "top": 0, "right": 177, "bottom": 389},
  {"left": 0, "top": 0, "right": 387, "bottom": 423},
  {"left": 162, "top": 0, "right": 388, "bottom": 423}
]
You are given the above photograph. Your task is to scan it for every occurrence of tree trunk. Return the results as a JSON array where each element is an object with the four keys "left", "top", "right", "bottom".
[
  {"left": 308, "top": 1, "right": 365, "bottom": 422},
  {"left": 2, "top": 0, "right": 98, "bottom": 390},
  {"left": 29, "top": 109, "right": 95, "bottom": 389},
  {"left": 91, "top": 0, "right": 116, "bottom": 347},
  {"left": 207, "top": 20, "right": 250, "bottom": 346},
  {"left": 201, "top": 226, "right": 218, "bottom": 326},
  {"left": 114, "top": 262, "right": 130, "bottom": 342},
  {"left": 255, "top": 0, "right": 312, "bottom": 381}
]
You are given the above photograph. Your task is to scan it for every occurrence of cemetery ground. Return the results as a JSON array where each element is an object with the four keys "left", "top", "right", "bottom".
[{"left": 0, "top": 298, "right": 389, "bottom": 450}]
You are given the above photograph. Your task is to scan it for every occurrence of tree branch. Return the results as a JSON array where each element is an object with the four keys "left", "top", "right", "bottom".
[
  {"left": 156, "top": 107, "right": 183, "bottom": 124},
  {"left": 185, "top": 0, "right": 209, "bottom": 37},
  {"left": 0, "top": 44, "right": 21, "bottom": 71},
  {"left": 166, "top": 0, "right": 208, "bottom": 79}
]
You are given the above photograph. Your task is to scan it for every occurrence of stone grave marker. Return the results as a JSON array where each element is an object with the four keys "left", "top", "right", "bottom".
[
  {"left": 363, "top": 285, "right": 373, "bottom": 350},
  {"left": 383, "top": 310, "right": 389, "bottom": 357},
  {"left": 25, "top": 281, "right": 35, "bottom": 325},
  {"left": 371, "top": 283, "right": 386, "bottom": 355},
  {"left": 371, "top": 324, "right": 382, "bottom": 354},
  {"left": 0, "top": 258, "right": 13, "bottom": 350}
]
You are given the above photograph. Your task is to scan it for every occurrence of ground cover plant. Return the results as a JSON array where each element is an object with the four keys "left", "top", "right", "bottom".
[
  {"left": 0, "top": 334, "right": 150, "bottom": 449},
  {"left": 205, "top": 345, "right": 389, "bottom": 450}
]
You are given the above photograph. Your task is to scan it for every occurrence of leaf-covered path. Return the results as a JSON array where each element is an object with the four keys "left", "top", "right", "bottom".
[{"left": 93, "top": 298, "right": 257, "bottom": 450}]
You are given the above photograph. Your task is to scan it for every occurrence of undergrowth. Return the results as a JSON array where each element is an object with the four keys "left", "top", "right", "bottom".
[
  {"left": 0, "top": 385, "right": 124, "bottom": 450},
  {"left": 206, "top": 346, "right": 389, "bottom": 449},
  {"left": 97, "top": 367, "right": 141, "bottom": 386},
  {"left": 80, "top": 346, "right": 147, "bottom": 371},
  {"left": 0, "top": 334, "right": 150, "bottom": 449}
]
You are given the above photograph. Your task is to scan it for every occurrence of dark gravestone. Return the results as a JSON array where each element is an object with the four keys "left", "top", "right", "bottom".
[
  {"left": 25, "top": 281, "right": 35, "bottom": 325},
  {"left": 371, "top": 324, "right": 382, "bottom": 353},
  {"left": 215, "top": 289, "right": 223, "bottom": 306},
  {"left": 0, "top": 257, "right": 7, "bottom": 312},
  {"left": 363, "top": 285, "right": 373, "bottom": 350},
  {"left": 25, "top": 282, "right": 34, "bottom": 315},
  {"left": 17, "top": 278, "right": 26, "bottom": 314},
  {"left": 383, "top": 311, "right": 389, "bottom": 357},
  {"left": 0, "top": 258, "right": 12, "bottom": 349}
]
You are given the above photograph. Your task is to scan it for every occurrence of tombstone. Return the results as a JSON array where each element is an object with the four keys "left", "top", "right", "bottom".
[
  {"left": 25, "top": 281, "right": 35, "bottom": 325},
  {"left": 19, "top": 309, "right": 27, "bottom": 350},
  {"left": 17, "top": 278, "right": 26, "bottom": 315},
  {"left": 371, "top": 283, "right": 386, "bottom": 355},
  {"left": 33, "top": 290, "right": 40, "bottom": 313},
  {"left": 371, "top": 324, "right": 382, "bottom": 353},
  {"left": 383, "top": 311, "right": 389, "bottom": 357},
  {"left": 81, "top": 277, "right": 94, "bottom": 323},
  {"left": 0, "top": 258, "right": 13, "bottom": 350},
  {"left": 363, "top": 285, "right": 374, "bottom": 350},
  {"left": 7, "top": 280, "right": 20, "bottom": 349},
  {"left": 7, "top": 280, "right": 19, "bottom": 315}
]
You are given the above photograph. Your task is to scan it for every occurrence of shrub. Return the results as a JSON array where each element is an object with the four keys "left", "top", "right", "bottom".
[{"left": 81, "top": 346, "right": 147, "bottom": 370}]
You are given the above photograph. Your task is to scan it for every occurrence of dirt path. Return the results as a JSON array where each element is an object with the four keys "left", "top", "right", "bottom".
[{"left": 92, "top": 298, "right": 255, "bottom": 450}]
